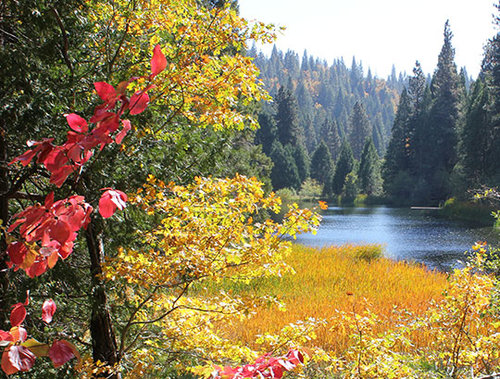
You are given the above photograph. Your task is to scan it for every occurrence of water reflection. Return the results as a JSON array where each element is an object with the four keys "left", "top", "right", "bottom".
[{"left": 296, "top": 206, "right": 499, "bottom": 271}]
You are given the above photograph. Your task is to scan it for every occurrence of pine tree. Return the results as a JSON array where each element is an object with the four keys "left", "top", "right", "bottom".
[
  {"left": 424, "top": 21, "right": 461, "bottom": 201},
  {"left": 359, "top": 138, "right": 381, "bottom": 195},
  {"left": 310, "top": 140, "right": 334, "bottom": 185},
  {"left": 269, "top": 141, "right": 301, "bottom": 190},
  {"left": 322, "top": 118, "right": 342, "bottom": 160},
  {"left": 457, "top": 78, "right": 491, "bottom": 187},
  {"left": 293, "top": 144, "right": 310, "bottom": 184},
  {"left": 486, "top": 32, "right": 500, "bottom": 182},
  {"left": 331, "top": 140, "right": 354, "bottom": 195},
  {"left": 348, "top": 101, "right": 372, "bottom": 160},
  {"left": 275, "top": 86, "right": 302, "bottom": 146},
  {"left": 371, "top": 116, "right": 385, "bottom": 155},
  {"left": 382, "top": 89, "right": 414, "bottom": 199},
  {"left": 342, "top": 172, "right": 359, "bottom": 203},
  {"left": 255, "top": 110, "right": 276, "bottom": 155}
]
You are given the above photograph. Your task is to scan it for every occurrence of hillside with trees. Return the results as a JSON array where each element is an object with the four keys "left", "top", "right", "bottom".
[
  {"left": 252, "top": 17, "right": 498, "bottom": 207},
  {"left": 250, "top": 46, "right": 404, "bottom": 196}
]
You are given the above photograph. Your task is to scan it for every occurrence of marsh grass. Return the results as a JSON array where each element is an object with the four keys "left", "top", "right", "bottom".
[{"left": 212, "top": 244, "right": 449, "bottom": 354}]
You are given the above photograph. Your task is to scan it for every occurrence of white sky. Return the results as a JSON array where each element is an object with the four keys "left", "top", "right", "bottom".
[{"left": 238, "top": 0, "right": 498, "bottom": 78}]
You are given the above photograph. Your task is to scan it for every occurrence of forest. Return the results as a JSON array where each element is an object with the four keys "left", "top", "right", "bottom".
[
  {"left": 251, "top": 20, "right": 498, "bottom": 207},
  {"left": 0, "top": 0, "right": 499, "bottom": 378}
]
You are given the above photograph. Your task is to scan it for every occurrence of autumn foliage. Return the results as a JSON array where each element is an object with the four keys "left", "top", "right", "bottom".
[
  {"left": 1, "top": 2, "right": 321, "bottom": 375},
  {"left": 0, "top": 294, "right": 77, "bottom": 375}
]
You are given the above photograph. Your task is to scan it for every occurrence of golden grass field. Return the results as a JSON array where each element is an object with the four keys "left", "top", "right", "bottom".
[{"left": 218, "top": 244, "right": 450, "bottom": 354}]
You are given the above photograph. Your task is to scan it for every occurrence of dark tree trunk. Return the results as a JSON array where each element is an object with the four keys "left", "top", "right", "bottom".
[{"left": 86, "top": 221, "right": 119, "bottom": 377}]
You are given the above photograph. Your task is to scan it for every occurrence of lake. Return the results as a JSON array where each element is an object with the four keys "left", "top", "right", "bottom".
[{"left": 296, "top": 206, "right": 500, "bottom": 271}]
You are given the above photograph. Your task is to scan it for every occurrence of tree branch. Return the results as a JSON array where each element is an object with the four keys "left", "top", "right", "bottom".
[{"left": 50, "top": 8, "right": 74, "bottom": 75}]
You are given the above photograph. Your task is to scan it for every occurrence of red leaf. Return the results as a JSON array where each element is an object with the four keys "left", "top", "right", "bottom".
[
  {"left": 9, "top": 149, "right": 38, "bottom": 167},
  {"left": 129, "top": 91, "right": 149, "bottom": 115},
  {"left": 49, "top": 165, "right": 75, "bottom": 187},
  {"left": 151, "top": 44, "right": 167, "bottom": 78},
  {"left": 44, "top": 192, "right": 55, "bottom": 208},
  {"left": 99, "top": 189, "right": 127, "bottom": 218},
  {"left": 8, "top": 345, "right": 36, "bottom": 372},
  {"left": 1, "top": 349, "right": 18, "bottom": 375},
  {"left": 115, "top": 119, "right": 131, "bottom": 144},
  {"left": 43, "top": 148, "right": 68, "bottom": 173},
  {"left": 42, "top": 299, "right": 56, "bottom": 324},
  {"left": 58, "top": 241, "right": 74, "bottom": 260},
  {"left": 26, "top": 259, "right": 48, "bottom": 278},
  {"left": 10, "top": 138, "right": 55, "bottom": 167},
  {"left": 49, "top": 219, "right": 72, "bottom": 245},
  {"left": 10, "top": 304, "right": 26, "bottom": 327},
  {"left": 94, "top": 82, "right": 117, "bottom": 106},
  {"left": 48, "top": 340, "right": 77, "bottom": 368},
  {"left": 7, "top": 242, "right": 28, "bottom": 266},
  {"left": 0, "top": 330, "right": 13, "bottom": 344},
  {"left": 65, "top": 113, "right": 88, "bottom": 133}
]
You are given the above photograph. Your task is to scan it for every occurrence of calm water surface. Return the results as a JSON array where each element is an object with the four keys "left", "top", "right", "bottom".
[{"left": 296, "top": 206, "right": 500, "bottom": 271}]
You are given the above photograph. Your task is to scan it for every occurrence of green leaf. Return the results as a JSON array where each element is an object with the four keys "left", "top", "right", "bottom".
[{"left": 21, "top": 339, "right": 50, "bottom": 357}]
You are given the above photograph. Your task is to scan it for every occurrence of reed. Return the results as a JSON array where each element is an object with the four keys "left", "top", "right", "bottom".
[{"left": 217, "top": 244, "right": 449, "bottom": 353}]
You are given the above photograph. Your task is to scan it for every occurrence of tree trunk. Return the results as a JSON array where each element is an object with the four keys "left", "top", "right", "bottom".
[{"left": 86, "top": 221, "right": 119, "bottom": 377}]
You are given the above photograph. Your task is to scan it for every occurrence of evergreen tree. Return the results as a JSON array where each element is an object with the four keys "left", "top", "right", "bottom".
[
  {"left": 409, "top": 62, "right": 432, "bottom": 178},
  {"left": 457, "top": 78, "right": 491, "bottom": 187},
  {"left": 302, "top": 114, "right": 317, "bottom": 153},
  {"left": 255, "top": 110, "right": 276, "bottom": 155},
  {"left": 359, "top": 138, "right": 381, "bottom": 195},
  {"left": 293, "top": 144, "right": 310, "bottom": 184},
  {"left": 486, "top": 32, "right": 500, "bottom": 182},
  {"left": 275, "top": 86, "right": 302, "bottom": 146},
  {"left": 348, "top": 101, "right": 372, "bottom": 160},
  {"left": 382, "top": 89, "right": 414, "bottom": 200},
  {"left": 322, "top": 118, "right": 342, "bottom": 160},
  {"left": 269, "top": 141, "right": 301, "bottom": 190},
  {"left": 331, "top": 140, "right": 354, "bottom": 195},
  {"left": 424, "top": 21, "right": 461, "bottom": 201},
  {"left": 342, "top": 172, "right": 359, "bottom": 203},
  {"left": 371, "top": 116, "right": 385, "bottom": 155},
  {"left": 310, "top": 140, "right": 334, "bottom": 185}
]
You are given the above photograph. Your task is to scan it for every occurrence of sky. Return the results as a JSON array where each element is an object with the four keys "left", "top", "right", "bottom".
[{"left": 238, "top": 0, "right": 499, "bottom": 79}]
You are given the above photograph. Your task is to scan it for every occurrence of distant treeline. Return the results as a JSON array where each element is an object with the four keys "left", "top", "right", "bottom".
[{"left": 250, "top": 20, "right": 499, "bottom": 206}]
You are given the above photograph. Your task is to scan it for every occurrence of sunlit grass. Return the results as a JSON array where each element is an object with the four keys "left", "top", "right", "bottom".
[{"left": 215, "top": 244, "right": 449, "bottom": 353}]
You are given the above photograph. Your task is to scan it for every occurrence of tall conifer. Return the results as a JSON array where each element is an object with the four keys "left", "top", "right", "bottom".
[{"left": 348, "top": 102, "right": 372, "bottom": 160}]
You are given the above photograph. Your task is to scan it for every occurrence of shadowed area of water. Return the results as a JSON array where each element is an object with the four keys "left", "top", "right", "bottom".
[{"left": 296, "top": 206, "right": 500, "bottom": 271}]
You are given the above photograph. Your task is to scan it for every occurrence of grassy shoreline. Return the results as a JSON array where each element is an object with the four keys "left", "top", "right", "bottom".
[
  {"left": 215, "top": 244, "right": 449, "bottom": 354},
  {"left": 203, "top": 243, "right": 500, "bottom": 378},
  {"left": 441, "top": 198, "right": 497, "bottom": 226}
]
